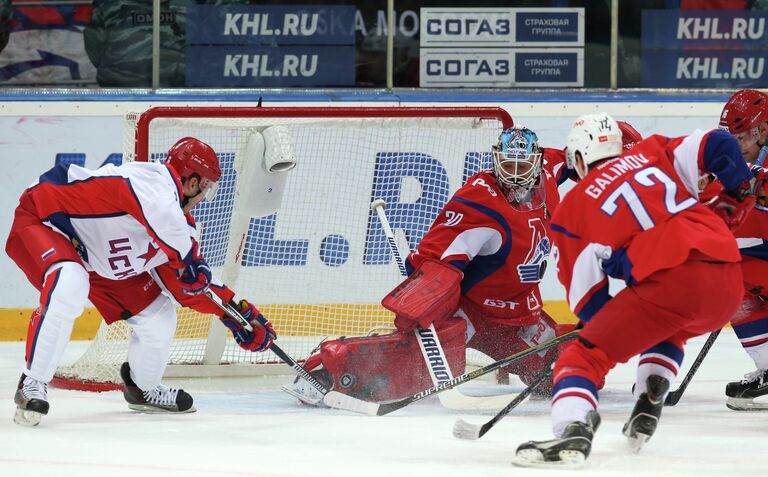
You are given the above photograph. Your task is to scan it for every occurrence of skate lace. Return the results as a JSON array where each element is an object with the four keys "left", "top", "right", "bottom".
[
  {"left": 741, "top": 369, "right": 767, "bottom": 385},
  {"left": 142, "top": 384, "right": 178, "bottom": 406},
  {"left": 22, "top": 377, "right": 48, "bottom": 401}
]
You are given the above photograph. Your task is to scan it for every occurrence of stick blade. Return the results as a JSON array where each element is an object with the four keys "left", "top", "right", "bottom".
[
  {"left": 664, "top": 391, "right": 680, "bottom": 406},
  {"left": 322, "top": 391, "right": 379, "bottom": 416},
  {"left": 452, "top": 418, "right": 483, "bottom": 440}
]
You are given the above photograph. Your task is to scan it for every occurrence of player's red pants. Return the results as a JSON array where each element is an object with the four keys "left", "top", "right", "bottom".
[{"left": 550, "top": 258, "right": 742, "bottom": 436}]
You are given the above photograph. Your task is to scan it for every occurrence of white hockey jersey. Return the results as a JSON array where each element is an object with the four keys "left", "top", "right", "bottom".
[{"left": 23, "top": 161, "right": 193, "bottom": 280}]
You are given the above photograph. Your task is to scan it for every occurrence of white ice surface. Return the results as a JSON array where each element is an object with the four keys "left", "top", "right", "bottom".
[{"left": 0, "top": 329, "right": 764, "bottom": 477}]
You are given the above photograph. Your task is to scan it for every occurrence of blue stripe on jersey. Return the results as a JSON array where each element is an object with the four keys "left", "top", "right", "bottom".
[
  {"left": 702, "top": 129, "right": 753, "bottom": 192},
  {"left": 577, "top": 283, "right": 611, "bottom": 322},
  {"left": 556, "top": 167, "right": 576, "bottom": 187},
  {"left": 448, "top": 259, "right": 470, "bottom": 271},
  {"left": 43, "top": 212, "right": 89, "bottom": 263},
  {"left": 550, "top": 223, "right": 580, "bottom": 239},
  {"left": 451, "top": 197, "right": 512, "bottom": 294},
  {"left": 38, "top": 164, "right": 72, "bottom": 185},
  {"left": 642, "top": 341, "right": 684, "bottom": 366},
  {"left": 740, "top": 241, "right": 768, "bottom": 261}
]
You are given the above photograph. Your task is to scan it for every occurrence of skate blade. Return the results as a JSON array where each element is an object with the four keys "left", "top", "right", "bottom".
[
  {"left": 13, "top": 408, "right": 43, "bottom": 427},
  {"left": 127, "top": 403, "right": 197, "bottom": 414},
  {"left": 726, "top": 397, "right": 768, "bottom": 411},
  {"left": 627, "top": 433, "right": 650, "bottom": 454},
  {"left": 512, "top": 449, "right": 586, "bottom": 469}
]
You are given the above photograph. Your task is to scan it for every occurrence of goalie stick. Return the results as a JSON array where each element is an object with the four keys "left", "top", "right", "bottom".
[
  {"left": 371, "top": 199, "right": 521, "bottom": 411},
  {"left": 323, "top": 329, "right": 578, "bottom": 416},
  {"left": 664, "top": 328, "right": 721, "bottom": 406},
  {"left": 204, "top": 290, "right": 373, "bottom": 413}
]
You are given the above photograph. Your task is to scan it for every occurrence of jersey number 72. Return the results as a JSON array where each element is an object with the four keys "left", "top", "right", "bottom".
[{"left": 600, "top": 166, "right": 697, "bottom": 230}]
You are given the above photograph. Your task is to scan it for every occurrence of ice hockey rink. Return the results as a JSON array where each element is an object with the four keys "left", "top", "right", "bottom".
[{"left": 0, "top": 329, "right": 762, "bottom": 477}]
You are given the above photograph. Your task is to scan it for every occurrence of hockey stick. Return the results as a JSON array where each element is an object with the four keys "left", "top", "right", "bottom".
[
  {"left": 323, "top": 329, "right": 578, "bottom": 416},
  {"left": 204, "top": 290, "right": 375, "bottom": 413},
  {"left": 453, "top": 366, "right": 553, "bottom": 440},
  {"left": 664, "top": 328, "right": 721, "bottom": 406},
  {"left": 371, "top": 200, "right": 519, "bottom": 411}
]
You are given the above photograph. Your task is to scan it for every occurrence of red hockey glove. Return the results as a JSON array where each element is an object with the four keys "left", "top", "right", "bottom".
[
  {"left": 382, "top": 258, "right": 462, "bottom": 333},
  {"left": 178, "top": 240, "right": 211, "bottom": 295},
  {"left": 706, "top": 187, "right": 756, "bottom": 231},
  {"left": 220, "top": 299, "right": 276, "bottom": 352}
]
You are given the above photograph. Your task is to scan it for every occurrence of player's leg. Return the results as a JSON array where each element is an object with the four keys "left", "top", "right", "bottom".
[
  {"left": 6, "top": 210, "right": 89, "bottom": 426},
  {"left": 614, "top": 261, "right": 743, "bottom": 450},
  {"left": 120, "top": 293, "right": 194, "bottom": 413},
  {"left": 515, "top": 260, "right": 742, "bottom": 465},
  {"left": 89, "top": 272, "right": 195, "bottom": 414},
  {"left": 15, "top": 262, "right": 90, "bottom": 426},
  {"left": 725, "top": 295, "right": 768, "bottom": 409}
]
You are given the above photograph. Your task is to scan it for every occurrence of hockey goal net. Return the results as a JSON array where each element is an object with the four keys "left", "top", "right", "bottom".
[{"left": 53, "top": 106, "right": 512, "bottom": 390}]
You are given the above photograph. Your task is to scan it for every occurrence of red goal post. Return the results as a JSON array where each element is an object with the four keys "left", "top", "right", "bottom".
[{"left": 53, "top": 105, "right": 512, "bottom": 390}]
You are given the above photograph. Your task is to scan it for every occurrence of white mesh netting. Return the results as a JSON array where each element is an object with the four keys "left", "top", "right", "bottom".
[{"left": 53, "top": 107, "right": 509, "bottom": 387}]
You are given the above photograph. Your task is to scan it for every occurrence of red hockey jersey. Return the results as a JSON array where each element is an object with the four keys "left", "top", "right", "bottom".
[
  {"left": 406, "top": 148, "right": 567, "bottom": 323},
  {"left": 551, "top": 129, "right": 749, "bottom": 321}
]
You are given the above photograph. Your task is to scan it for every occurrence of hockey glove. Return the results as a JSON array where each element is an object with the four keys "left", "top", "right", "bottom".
[
  {"left": 220, "top": 300, "right": 276, "bottom": 352},
  {"left": 706, "top": 186, "right": 756, "bottom": 231},
  {"left": 178, "top": 240, "right": 212, "bottom": 295}
]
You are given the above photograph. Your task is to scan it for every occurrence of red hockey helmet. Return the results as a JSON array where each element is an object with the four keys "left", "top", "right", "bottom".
[
  {"left": 719, "top": 89, "right": 768, "bottom": 134},
  {"left": 166, "top": 137, "right": 221, "bottom": 202},
  {"left": 617, "top": 121, "right": 643, "bottom": 151}
]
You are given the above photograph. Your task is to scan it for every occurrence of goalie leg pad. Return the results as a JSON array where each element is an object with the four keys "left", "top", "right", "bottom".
[
  {"left": 310, "top": 317, "right": 467, "bottom": 402},
  {"left": 382, "top": 258, "right": 462, "bottom": 332},
  {"left": 466, "top": 309, "right": 561, "bottom": 391}
]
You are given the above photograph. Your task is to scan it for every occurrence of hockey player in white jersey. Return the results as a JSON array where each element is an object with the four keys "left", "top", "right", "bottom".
[{"left": 5, "top": 137, "right": 276, "bottom": 426}]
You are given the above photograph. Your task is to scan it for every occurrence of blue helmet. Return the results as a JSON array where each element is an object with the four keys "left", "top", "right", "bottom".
[{"left": 493, "top": 127, "right": 544, "bottom": 207}]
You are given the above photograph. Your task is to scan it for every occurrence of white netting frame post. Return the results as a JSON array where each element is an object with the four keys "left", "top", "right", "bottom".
[{"left": 52, "top": 106, "right": 513, "bottom": 390}]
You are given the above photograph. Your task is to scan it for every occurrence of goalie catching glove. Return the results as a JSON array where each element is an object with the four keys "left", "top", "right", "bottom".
[
  {"left": 220, "top": 300, "right": 276, "bottom": 352},
  {"left": 382, "top": 257, "right": 462, "bottom": 332}
]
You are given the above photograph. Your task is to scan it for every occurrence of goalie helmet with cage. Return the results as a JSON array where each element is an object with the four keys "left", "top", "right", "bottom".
[
  {"left": 166, "top": 137, "right": 222, "bottom": 202},
  {"left": 493, "top": 127, "right": 545, "bottom": 211}
]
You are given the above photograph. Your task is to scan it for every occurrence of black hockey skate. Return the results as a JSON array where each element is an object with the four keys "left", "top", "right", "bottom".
[
  {"left": 513, "top": 410, "right": 601, "bottom": 469},
  {"left": 725, "top": 369, "right": 768, "bottom": 411},
  {"left": 623, "top": 374, "right": 670, "bottom": 453},
  {"left": 14, "top": 374, "right": 50, "bottom": 427},
  {"left": 120, "top": 362, "right": 195, "bottom": 413}
]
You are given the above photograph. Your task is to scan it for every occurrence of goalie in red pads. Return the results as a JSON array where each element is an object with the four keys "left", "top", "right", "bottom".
[
  {"left": 285, "top": 126, "right": 611, "bottom": 406},
  {"left": 5, "top": 137, "right": 275, "bottom": 426}
]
